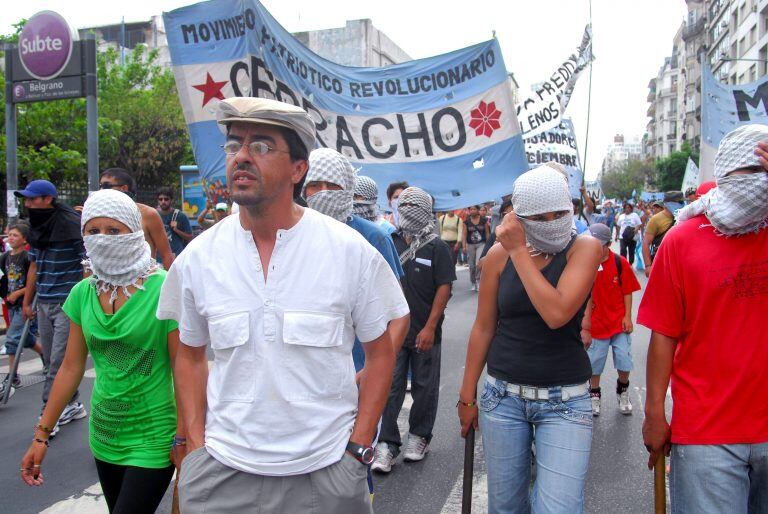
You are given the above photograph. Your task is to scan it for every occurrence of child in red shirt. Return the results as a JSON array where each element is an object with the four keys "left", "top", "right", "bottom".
[{"left": 585, "top": 224, "right": 641, "bottom": 416}]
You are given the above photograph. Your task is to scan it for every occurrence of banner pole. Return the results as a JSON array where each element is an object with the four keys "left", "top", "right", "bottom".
[{"left": 581, "top": 0, "right": 593, "bottom": 189}]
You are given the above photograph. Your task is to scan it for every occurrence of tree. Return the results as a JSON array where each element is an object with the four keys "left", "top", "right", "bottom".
[
  {"left": 0, "top": 21, "right": 193, "bottom": 189},
  {"left": 600, "top": 159, "right": 654, "bottom": 200},
  {"left": 653, "top": 142, "right": 698, "bottom": 192}
]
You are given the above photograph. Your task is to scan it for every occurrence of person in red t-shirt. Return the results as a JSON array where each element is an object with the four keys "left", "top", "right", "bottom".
[
  {"left": 583, "top": 224, "right": 641, "bottom": 417},
  {"left": 639, "top": 124, "right": 768, "bottom": 513}
]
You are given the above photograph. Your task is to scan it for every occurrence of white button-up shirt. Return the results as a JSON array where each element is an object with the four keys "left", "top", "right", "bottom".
[{"left": 157, "top": 208, "right": 408, "bottom": 476}]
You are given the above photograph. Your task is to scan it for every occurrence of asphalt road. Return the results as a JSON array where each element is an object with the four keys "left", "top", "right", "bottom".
[{"left": 0, "top": 256, "right": 664, "bottom": 513}]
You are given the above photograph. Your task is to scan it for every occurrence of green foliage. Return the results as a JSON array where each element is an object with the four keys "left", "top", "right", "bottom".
[
  {"left": 653, "top": 143, "right": 698, "bottom": 192},
  {"left": 0, "top": 21, "right": 193, "bottom": 189},
  {"left": 600, "top": 159, "right": 655, "bottom": 200}
]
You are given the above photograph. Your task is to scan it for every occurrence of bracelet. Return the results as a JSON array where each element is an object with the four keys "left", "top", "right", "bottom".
[
  {"left": 456, "top": 399, "right": 476, "bottom": 408},
  {"left": 32, "top": 437, "right": 49, "bottom": 447},
  {"left": 172, "top": 436, "right": 187, "bottom": 448},
  {"left": 35, "top": 424, "right": 53, "bottom": 434}
]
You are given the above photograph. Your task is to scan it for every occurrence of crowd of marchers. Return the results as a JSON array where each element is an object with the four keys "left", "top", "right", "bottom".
[{"left": 4, "top": 96, "right": 767, "bottom": 514}]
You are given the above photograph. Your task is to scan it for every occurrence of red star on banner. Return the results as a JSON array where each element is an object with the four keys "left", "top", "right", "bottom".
[{"left": 192, "top": 73, "right": 228, "bottom": 107}]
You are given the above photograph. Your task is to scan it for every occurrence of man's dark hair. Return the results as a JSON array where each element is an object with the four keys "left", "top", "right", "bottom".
[
  {"left": 572, "top": 198, "right": 581, "bottom": 209},
  {"left": 157, "top": 186, "right": 174, "bottom": 200},
  {"left": 500, "top": 199, "right": 513, "bottom": 215},
  {"left": 386, "top": 182, "right": 409, "bottom": 201},
  {"left": 101, "top": 168, "right": 136, "bottom": 193}
]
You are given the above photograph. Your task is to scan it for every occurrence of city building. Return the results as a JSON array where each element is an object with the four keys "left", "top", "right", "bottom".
[
  {"left": 644, "top": 0, "right": 768, "bottom": 160},
  {"left": 78, "top": 17, "right": 412, "bottom": 69},
  {"left": 601, "top": 134, "right": 643, "bottom": 176}
]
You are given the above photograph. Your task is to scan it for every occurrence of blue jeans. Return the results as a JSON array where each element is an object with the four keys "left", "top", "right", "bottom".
[
  {"left": 4, "top": 305, "right": 38, "bottom": 355},
  {"left": 479, "top": 377, "right": 593, "bottom": 514},
  {"left": 671, "top": 443, "right": 768, "bottom": 513}
]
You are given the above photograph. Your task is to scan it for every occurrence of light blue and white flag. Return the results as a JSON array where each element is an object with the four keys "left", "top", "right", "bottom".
[
  {"left": 701, "top": 64, "right": 768, "bottom": 181},
  {"left": 163, "top": 0, "right": 528, "bottom": 210},
  {"left": 524, "top": 118, "right": 583, "bottom": 198},
  {"left": 681, "top": 157, "right": 700, "bottom": 192}
]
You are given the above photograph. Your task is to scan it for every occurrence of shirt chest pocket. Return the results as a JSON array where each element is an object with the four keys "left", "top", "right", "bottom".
[
  {"left": 208, "top": 311, "right": 254, "bottom": 402},
  {"left": 280, "top": 311, "right": 347, "bottom": 403}
]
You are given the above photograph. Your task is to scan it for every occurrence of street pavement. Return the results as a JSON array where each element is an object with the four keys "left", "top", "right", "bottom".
[{"left": 0, "top": 256, "right": 667, "bottom": 513}]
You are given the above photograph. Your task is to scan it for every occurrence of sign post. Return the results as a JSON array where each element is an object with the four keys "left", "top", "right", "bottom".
[{"left": 4, "top": 10, "right": 98, "bottom": 221}]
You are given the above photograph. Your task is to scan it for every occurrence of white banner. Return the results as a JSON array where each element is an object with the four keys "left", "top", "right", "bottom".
[
  {"left": 681, "top": 157, "right": 700, "bottom": 191},
  {"left": 515, "top": 25, "right": 593, "bottom": 137}
]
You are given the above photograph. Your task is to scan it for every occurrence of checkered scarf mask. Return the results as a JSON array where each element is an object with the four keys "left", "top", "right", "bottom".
[
  {"left": 352, "top": 175, "right": 379, "bottom": 221},
  {"left": 677, "top": 124, "right": 768, "bottom": 235},
  {"left": 512, "top": 166, "right": 574, "bottom": 255},
  {"left": 304, "top": 148, "right": 355, "bottom": 222},
  {"left": 80, "top": 190, "right": 159, "bottom": 302},
  {"left": 397, "top": 187, "right": 438, "bottom": 264}
]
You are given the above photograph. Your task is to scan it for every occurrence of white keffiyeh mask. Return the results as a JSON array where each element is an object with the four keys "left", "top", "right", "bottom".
[
  {"left": 304, "top": 148, "right": 356, "bottom": 222},
  {"left": 512, "top": 166, "right": 574, "bottom": 255},
  {"left": 676, "top": 124, "right": 768, "bottom": 236},
  {"left": 81, "top": 189, "right": 159, "bottom": 302}
]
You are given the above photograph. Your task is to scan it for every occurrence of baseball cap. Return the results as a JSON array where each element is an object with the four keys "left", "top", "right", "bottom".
[
  {"left": 696, "top": 180, "right": 716, "bottom": 197},
  {"left": 14, "top": 180, "right": 57, "bottom": 199},
  {"left": 215, "top": 202, "right": 227, "bottom": 211},
  {"left": 588, "top": 223, "right": 612, "bottom": 246},
  {"left": 216, "top": 97, "right": 316, "bottom": 156},
  {"left": 663, "top": 191, "right": 684, "bottom": 214}
]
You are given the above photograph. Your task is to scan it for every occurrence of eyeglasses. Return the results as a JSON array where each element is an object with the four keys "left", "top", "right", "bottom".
[
  {"left": 99, "top": 182, "right": 123, "bottom": 190},
  {"left": 221, "top": 140, "right": 291, "bottom": 156}
]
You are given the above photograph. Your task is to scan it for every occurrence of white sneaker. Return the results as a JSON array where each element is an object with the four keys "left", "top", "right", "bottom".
[
  {"left": 618, "top": 390, "right": 633, "bottom": 415},
  {"left": 471, "top": 283, "right": 478, "bottom": 292},
  {"left": 371, "top": 442, "right": 395, "bottom": 473},
  {"left": 58, "top": 401, "right": 88, "bottom": 425},
  {"left": 403, "top": 434, "right": 429, "bottom": 462},
  {"left": 591, "top": 394, "right": 601, "bottom": 417}
]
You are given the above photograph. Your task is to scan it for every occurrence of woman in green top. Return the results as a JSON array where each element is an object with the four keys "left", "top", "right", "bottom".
[{"left": 21, "top": 189, "right": 185, "bottom": 514}]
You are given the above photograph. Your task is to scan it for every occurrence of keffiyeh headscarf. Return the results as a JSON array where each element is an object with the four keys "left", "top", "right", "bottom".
[
  {"left": 397, "top": 187, "right": 438, "bottom": 264},
  {"left": 512, "top": 165, "right": 574, "bottom": 256},
  {"left": 303, "top": 148, "right": 356, "bottom": 222},
  {"left": 81, "top": 189, "right": 159, "bottom": 302},
  {"left": 353, "top": 175, "right": 379, "bottom": 222},
  {"left": 677, "top": 124, "right": 768, "bottom": 235}
]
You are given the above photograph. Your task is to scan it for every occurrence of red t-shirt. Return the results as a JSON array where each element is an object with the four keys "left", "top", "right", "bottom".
[
  {"left": 638, "top": 214, "right": 768, "bottom": 445},
  {"left": 591, "top": 251, "right": 642, "bottom": 339}
]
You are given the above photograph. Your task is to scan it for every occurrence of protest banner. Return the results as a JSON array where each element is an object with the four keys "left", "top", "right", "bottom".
[
  {"left": 701, "top": 64, "right": 768, "bottom": 181},
  {"left": 524, "top": 118, "right": 583, "bottom": 198},
  {"left": 164, "top": 0, "right": 528, "bottom": 210},
  {"left": 680, "top": 157, "right": 699, "bottom": 192},
  {"left": 516, "top": 25, "right": 593, "bottom": 138}
]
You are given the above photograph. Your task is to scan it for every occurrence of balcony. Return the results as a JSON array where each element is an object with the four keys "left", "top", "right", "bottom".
[
  {"left": 647, "top": 88, "right": 657, "bottom": 101},
  {"left": 647, "top": 103, "right": 656, "bottom": 117},
  {"left": 667, "top": 133, "right": 677, "bottom": 140},
  {"left": 682, "top": 17, "right": 706, "bottom": 42}
]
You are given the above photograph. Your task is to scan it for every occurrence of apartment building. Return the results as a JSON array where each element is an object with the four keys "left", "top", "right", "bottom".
[
  {"left": 601, "top": 134, "right": 643, "bottom": 176},
  {"left": 645, "top": 0, "right": 768, "bottom": 160}
]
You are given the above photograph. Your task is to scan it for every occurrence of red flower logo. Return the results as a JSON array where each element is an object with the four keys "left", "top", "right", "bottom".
[{"left": 469, "top": 101, "right": 502, "bottom": 137}]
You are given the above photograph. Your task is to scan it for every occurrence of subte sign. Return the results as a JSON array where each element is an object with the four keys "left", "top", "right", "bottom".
[{"left": 4, "top": 10, "right": 100, "bottom": 210}]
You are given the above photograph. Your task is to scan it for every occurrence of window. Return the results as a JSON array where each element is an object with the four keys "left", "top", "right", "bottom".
[
  {"left": 751, "top": 64, "right": 758, "bottom": 81},
  {"left": 739, "top": 73, "right": 746, "bottom": 84},
  {"left": 751, "top": 25, "right": 757, "bottom": 47},
  {"left": 740, "top": 37, "right": 747, "bottom": 56}
]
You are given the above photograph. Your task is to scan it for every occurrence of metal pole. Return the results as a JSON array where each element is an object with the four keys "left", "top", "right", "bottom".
[
  {"left": 1, "top": 295, "right": 36, "bottom": 405},
  {"left": 84, "top": 35, "right": 100, "bottom": 191},
  {"left": 4, "top": 43, "right": 19, "bottom": 224}
]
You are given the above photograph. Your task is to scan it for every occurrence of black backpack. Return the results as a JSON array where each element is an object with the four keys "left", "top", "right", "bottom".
[
  {"left": 614, "top": 252, "right": 623, "bottom": 288},
  {"left": 649, "top": 220, "right": 675, "bottom": 262}
]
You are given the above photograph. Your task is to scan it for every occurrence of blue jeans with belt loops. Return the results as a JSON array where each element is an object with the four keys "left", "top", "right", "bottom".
[{"left": 478, "top": 377, "right": 593, "bottom": 514}]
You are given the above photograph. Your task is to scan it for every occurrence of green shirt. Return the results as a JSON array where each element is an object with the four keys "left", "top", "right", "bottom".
[{"left": 62, "top": 271, "right": 178, "bottom": 468}]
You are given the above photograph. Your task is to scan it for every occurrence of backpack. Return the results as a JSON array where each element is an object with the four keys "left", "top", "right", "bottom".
[
  {"left": 614, "top": 252, "right": 623, "bottom": 288},
  {"left": 649, "top": 219, "right": 675, "bottom": 262},
  {"left": 621, "top": 224, "right": 635, "bottom": 242}
]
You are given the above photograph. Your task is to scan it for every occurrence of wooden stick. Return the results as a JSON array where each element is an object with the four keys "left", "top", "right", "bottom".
[
  {"left": 654, "top": 454, "right": 666, "bottom": 514},
  {"left": 462, "top": 426, "right": 475, "bottom": 514}
]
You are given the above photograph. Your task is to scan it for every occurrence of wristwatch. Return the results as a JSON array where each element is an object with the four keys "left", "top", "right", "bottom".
[{"left": 346, "top": 441, "right": 375, "bottom": 465}]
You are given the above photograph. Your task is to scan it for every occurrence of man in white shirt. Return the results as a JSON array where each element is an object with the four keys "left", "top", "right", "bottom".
[{"left": 158, "top": 97, "right": 408, "bottom": 514}]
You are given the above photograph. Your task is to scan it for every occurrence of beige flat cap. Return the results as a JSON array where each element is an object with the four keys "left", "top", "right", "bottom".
[{"left": 217, "top": 97, "right": 316, "bottom": 156}]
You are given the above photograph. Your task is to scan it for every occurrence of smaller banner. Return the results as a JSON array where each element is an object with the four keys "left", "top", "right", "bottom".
[
  {"left": 640, "top": 191, "right": 664, "bottom": 203},
  {"left": 681, "top": 157, "right": 700, "bottom": 191},
  {"left": 181, "top": 172, "right": 207, "bottom": 224},
  {"left": 524, "top": 118, "right": 582, "bottom": 198},
  {"left": 516, "top": 25, "right": 593, "bottom": 138},
  {"left": 701, "top": 64, "right": 768, "bottom": 180}
]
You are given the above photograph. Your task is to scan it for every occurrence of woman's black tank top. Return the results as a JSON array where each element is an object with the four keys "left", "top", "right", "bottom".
[{"left": 486, "top": 237, "right": 592, "bottom": 387}]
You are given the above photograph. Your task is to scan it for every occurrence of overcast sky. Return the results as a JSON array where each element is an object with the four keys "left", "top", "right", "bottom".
[{"left": 2, "top": 0, "right": 687, "bottom": 180}]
